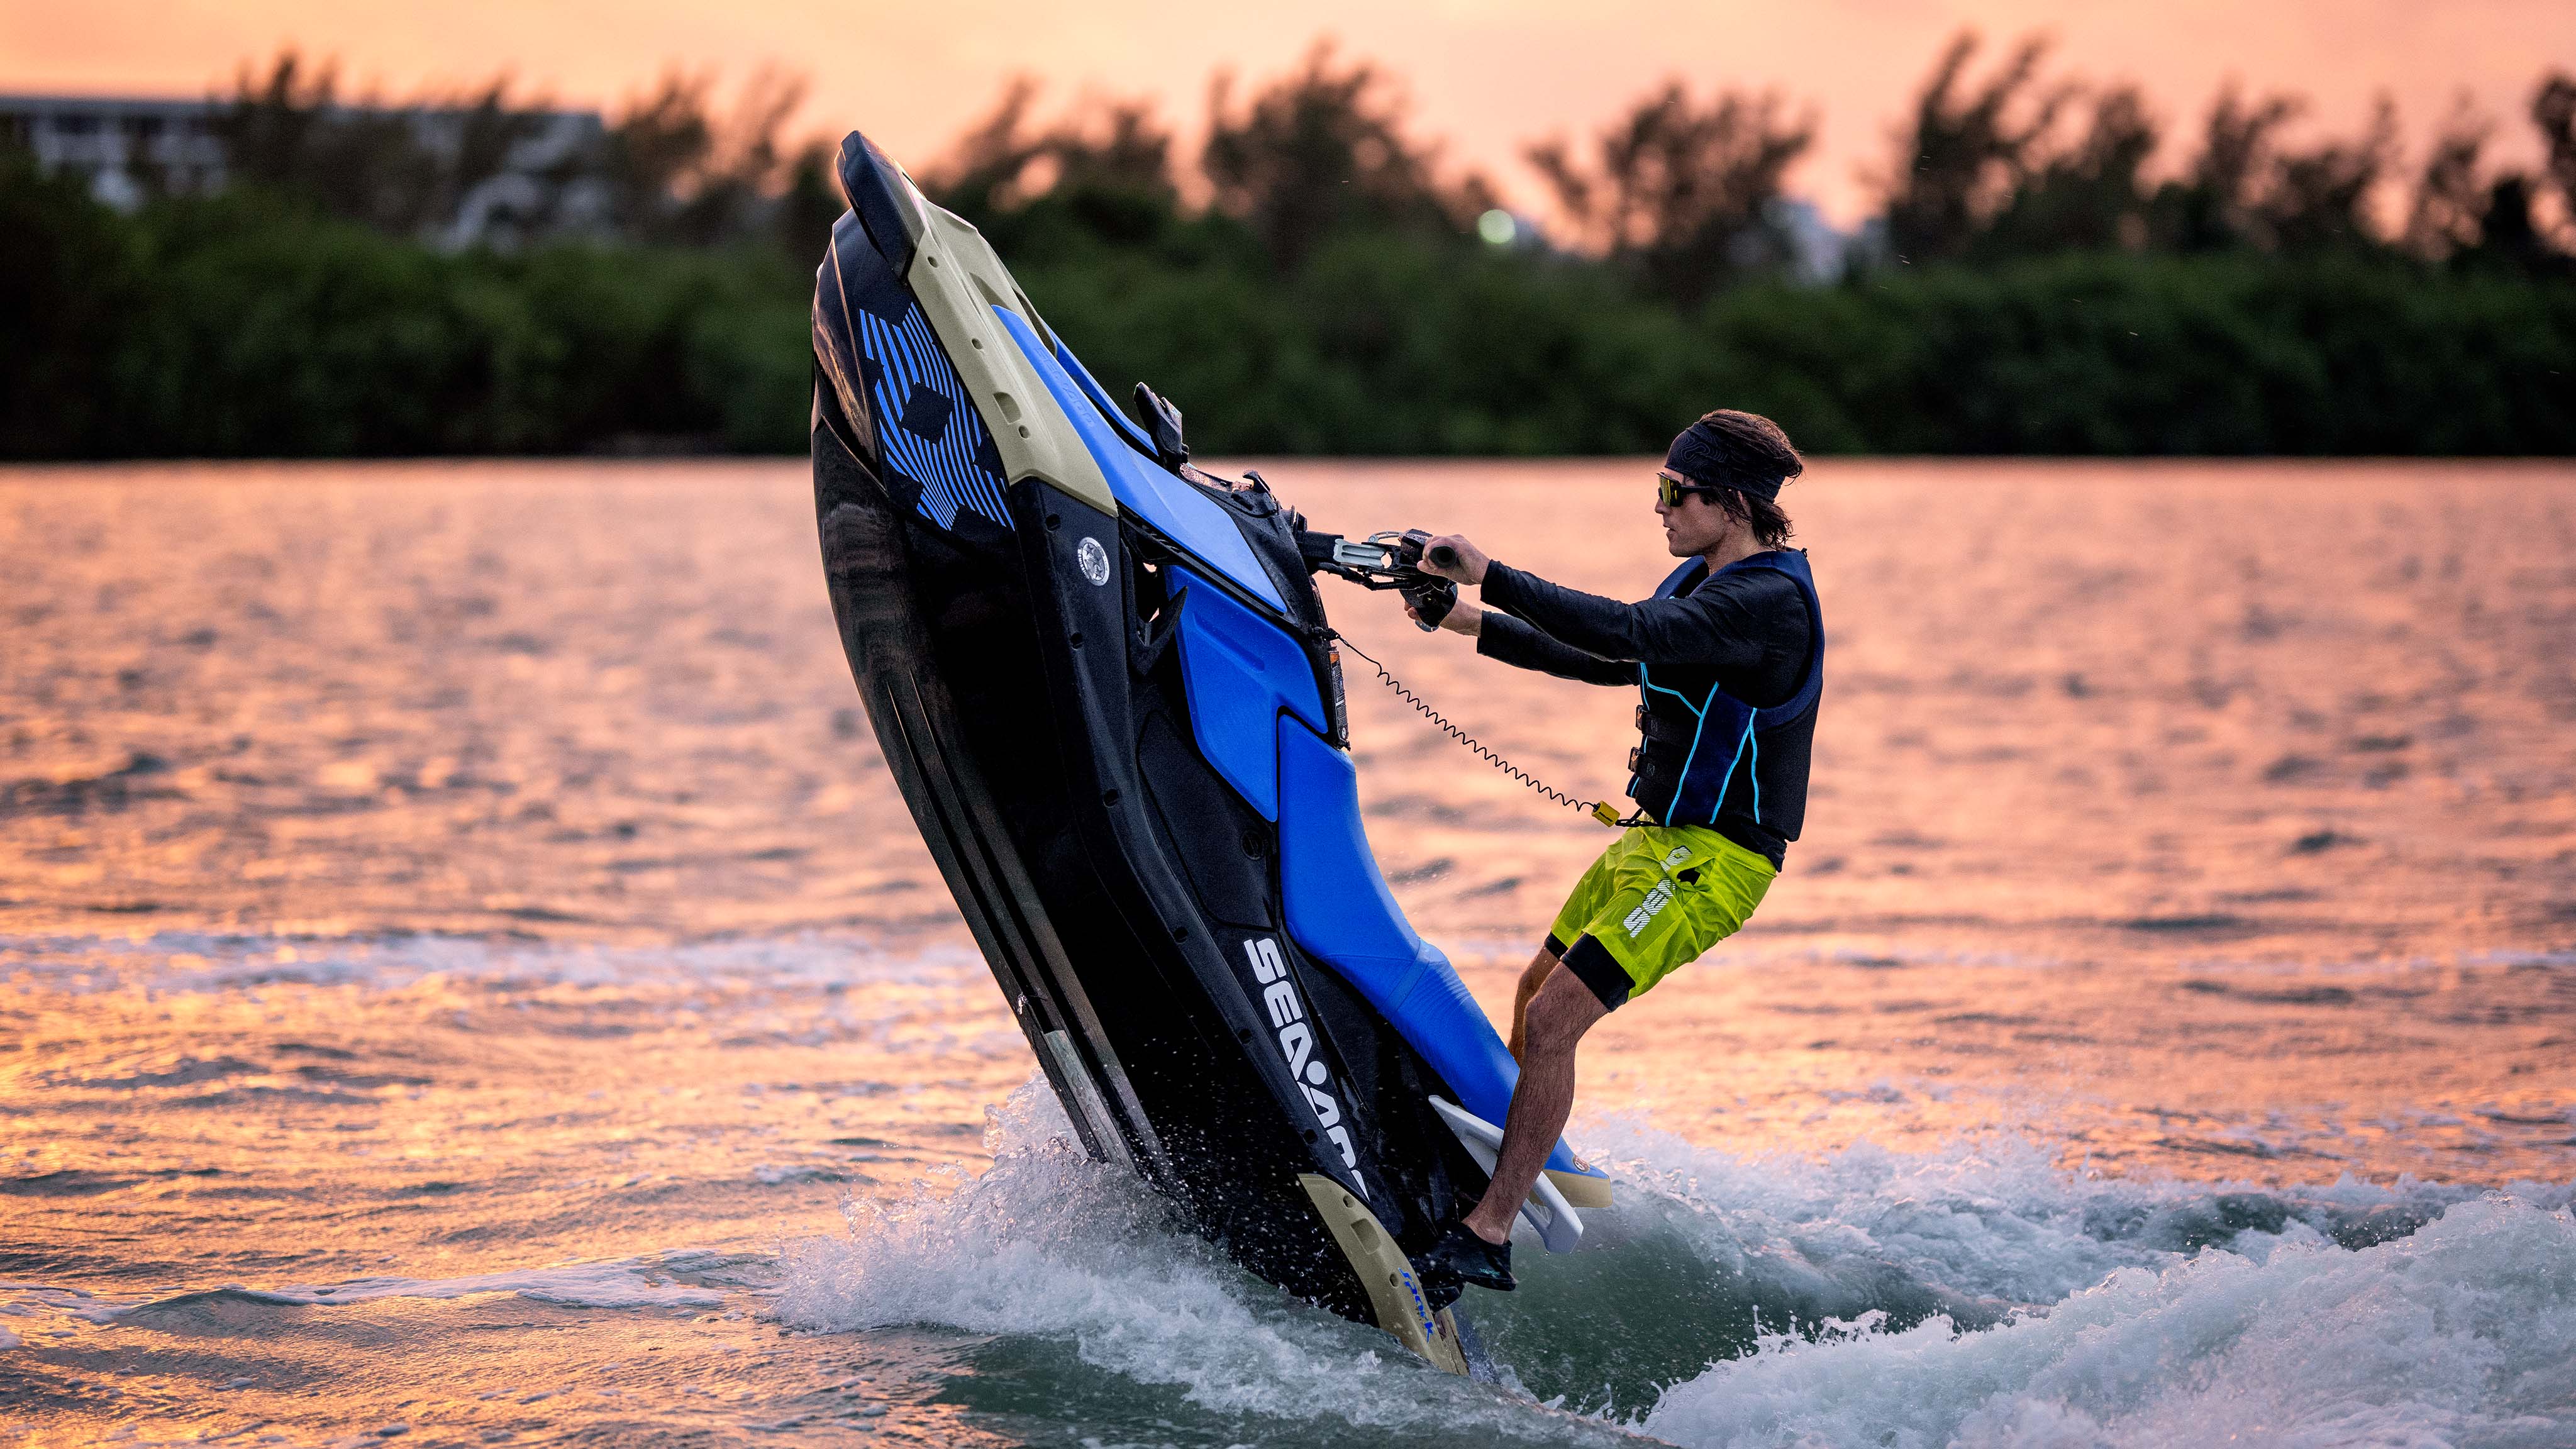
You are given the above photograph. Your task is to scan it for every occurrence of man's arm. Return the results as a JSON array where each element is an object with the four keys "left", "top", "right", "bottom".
[
  {"left": 1408, "top": 592, "right": 1638, "bottom": 687},
  {"left": 1482, "top": 560, "right": 1792, "bottom": 674},
  {"left": 1477, "top": 611, "right": 1639, "bottom": 687}
]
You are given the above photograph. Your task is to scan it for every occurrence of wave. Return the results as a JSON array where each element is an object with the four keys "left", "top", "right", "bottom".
[
  {"left": 775, "top": 1078, "right": 2576, "bottom": 1446},
  {"left": 0, "top": 930, "right": 987, "bottom": 996},
  {"left": 1642, "top": 1196, "right": 2576, "bottom": 1448},
  {"left": 1, "top": 1250, "right": 767, "bottom": 1328},
  {"left": 775, "top": 1082, "right": 1641, "bottom": 1444}
]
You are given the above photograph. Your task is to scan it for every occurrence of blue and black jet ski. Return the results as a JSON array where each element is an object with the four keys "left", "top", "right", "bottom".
[{"left": 808, "top": 130, "right": 1610, "bottom": 1372}]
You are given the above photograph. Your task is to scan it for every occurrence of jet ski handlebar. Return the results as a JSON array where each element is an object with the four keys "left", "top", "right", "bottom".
[{"left": 1297, "top": 528, "right": 1460, "bottom": 631}]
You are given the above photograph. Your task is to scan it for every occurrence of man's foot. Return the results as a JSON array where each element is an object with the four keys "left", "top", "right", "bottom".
[{"left": 1417, "top": 1223, "right": 1514, "bottom": 1306}]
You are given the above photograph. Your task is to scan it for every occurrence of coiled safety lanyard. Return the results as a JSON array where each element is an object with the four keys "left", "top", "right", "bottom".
[{"left": 1329, "top": 633, "right": 1634, "bottom": 830}]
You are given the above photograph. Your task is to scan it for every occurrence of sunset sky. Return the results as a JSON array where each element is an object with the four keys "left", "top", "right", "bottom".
[{"left": 6, "top": 0, "right": 2572, "bottom": 223}]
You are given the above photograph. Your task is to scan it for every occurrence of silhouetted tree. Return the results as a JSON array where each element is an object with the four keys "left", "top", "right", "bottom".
[
  {"left": 1526, "top": 82, "right": 1815, "bottom": 304},
  {"left": 1880, "top": 32, "right": 2072, "bottom": 264},
  {"left": 2424, "top": 74, "right": 2576, "bottom": 274},
  {"left": 606, "top": 66, "right": 808, "bottom": 245},
  {"left": 2141, "top": 87, "right": 2397, "bottom": 255},
  {"left": 217, "top": 53, "right": 457, "bottom": 233},
  {"left": 774, "top": 138, "right": 845, "bottom": 257},
  {"left": 1046, "top": 101, "right": 1178, "bottom": 201},
  {"left": 920, "top": 76, "right": 1045, "bottom": 223},
  {"left": 2406, "top": 99, "right": 2491, "bottom": 260},
  {"left": 1200, "top": 42, "right": 1482, "bottom": 270},
  {"left": 919, "top": 83, "right": 1186, "bottom": 257},
  {"left": 1977, "top": 85, "right": 2159, "bottom": 257},
  {"left": 2534, "top": 72, "right": 2576, "bottom": 233},
  {"left": 218, "top": 52, "right": 631, "bottom": 248},
  {"left": 2470, "top": 176, "right": 2553, "bottom": 270},
  {"left": 2151, "top": 86, "right": 2301, "bottom": 252},
  {"left": 924, "top": 84, "right": 1177, "bottom": 208},
  {"left": 2259, "top": 97, "right": 2395, "bottom": 252}
]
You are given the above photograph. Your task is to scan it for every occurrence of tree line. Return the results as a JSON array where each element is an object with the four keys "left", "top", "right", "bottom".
[{"left": 4, "top": 38, "right": 2573, "bottom": 458}]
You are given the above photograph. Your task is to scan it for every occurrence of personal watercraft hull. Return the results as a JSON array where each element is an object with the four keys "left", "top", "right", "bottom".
[{"left": 808, "top": 129, "right": 1606, "bottom": 1367}]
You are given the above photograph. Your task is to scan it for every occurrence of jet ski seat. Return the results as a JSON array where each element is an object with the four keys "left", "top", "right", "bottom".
[
  {"left": 1167, "top": 568, "right": 1596, "bottom": 1185},
  {"left": 1275, "top": 720, "right": 1591, "bottom": 1181}
]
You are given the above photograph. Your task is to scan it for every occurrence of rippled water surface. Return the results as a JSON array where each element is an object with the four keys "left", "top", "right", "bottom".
[{"left": 4, "top": 458, "right": 2573, "bottom": 1446}]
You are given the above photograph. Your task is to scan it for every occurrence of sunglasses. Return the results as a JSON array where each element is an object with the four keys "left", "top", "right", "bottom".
[{"left": 1655, "top": 471, "right": 1724, "bottom": 508}]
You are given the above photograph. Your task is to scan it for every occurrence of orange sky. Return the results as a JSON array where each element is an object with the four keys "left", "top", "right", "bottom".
[{"left": 5, "top": 0, "right": 2571, "bottom": 223}]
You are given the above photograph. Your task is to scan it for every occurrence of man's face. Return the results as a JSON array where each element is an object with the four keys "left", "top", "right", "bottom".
[{"left": 1655, "top": 479, "right": 1737, "bottom": 558}]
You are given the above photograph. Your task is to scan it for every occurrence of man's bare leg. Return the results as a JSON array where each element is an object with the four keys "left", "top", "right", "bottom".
[
  {"left": 1463, "top": 963, "right": 1608, "bottom": 1245},
  {"left": 1506, "top": 946, "right": 1558, "bottom": 1062}
]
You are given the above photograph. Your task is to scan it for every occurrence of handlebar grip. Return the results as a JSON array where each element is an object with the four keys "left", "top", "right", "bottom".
[
  {"left": 1405, "top": 579, "right": 1458, "bottom": 631},
  {"left": 1428, "top": 544, "right": 1458, "bottom": 569}
]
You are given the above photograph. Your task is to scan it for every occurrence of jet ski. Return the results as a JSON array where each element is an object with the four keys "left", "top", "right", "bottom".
[{"left": 807, "top": 129, "right": 1611, "bottom": 1373}]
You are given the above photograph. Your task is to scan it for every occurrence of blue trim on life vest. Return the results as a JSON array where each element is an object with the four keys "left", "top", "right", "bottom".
[
  {"left": 1640, "top": 667, "right": 1709, "bottom": 715},
  {"left": 1749, "top": 721, "right": 1761, "bottom": 822},
  {"left": 1667, "top": 680, "right": 1719, "bottom": 823},
  {"left": 1709, "top": 713, "right": 1754, "bottom": 819},
  {"left": 1639, "top": 549, "right": 1822, "bottom": 827}
]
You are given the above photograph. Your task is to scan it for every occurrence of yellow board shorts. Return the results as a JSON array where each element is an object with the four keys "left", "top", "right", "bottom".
[{"left": 1545, "top": 824, "right": 1775, "bottom": 1008}]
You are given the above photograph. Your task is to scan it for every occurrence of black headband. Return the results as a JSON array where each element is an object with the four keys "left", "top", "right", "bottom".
[{"left": 1664, "top": 420, "right": 1786, "bottom": 502}]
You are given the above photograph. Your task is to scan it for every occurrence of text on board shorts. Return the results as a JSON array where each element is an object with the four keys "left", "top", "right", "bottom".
[{"left": 1545, "top": 824, "right": 1774, "bottom": 1008}]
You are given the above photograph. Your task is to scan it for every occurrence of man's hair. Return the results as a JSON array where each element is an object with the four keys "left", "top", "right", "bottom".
[
  {"left": 1707, "top": 484, "right": 1795, "bottom": 551},
  {"left": 1689, "top": 409, "right": 1799, "bottom": 550}
]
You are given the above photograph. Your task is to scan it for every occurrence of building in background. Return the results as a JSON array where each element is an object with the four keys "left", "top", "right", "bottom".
[
  {"left": 0, "top": 92, "right": 609, "bottom": 249},
  {"left": 0, "top": 95, "right": 227, "bottom": 210}
]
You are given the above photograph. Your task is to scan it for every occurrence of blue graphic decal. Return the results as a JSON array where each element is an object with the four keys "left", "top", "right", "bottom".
[{"left": 853, "top": 302, "right": 1012, "bottom": 530}]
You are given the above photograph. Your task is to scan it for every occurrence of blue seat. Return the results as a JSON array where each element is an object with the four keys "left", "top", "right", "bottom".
[{"left": 1276, "top": 717, "right": 1594, "bottom": 1181}]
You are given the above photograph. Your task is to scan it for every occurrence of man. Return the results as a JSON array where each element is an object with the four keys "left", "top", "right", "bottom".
[{"left": 1408, "top": 409, "right": 1824, "bottom": 1302}]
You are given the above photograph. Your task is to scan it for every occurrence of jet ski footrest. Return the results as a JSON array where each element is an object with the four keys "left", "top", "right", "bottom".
[{"left": 1429, "top": 1097, "right": 1589, "bottom": 1253}]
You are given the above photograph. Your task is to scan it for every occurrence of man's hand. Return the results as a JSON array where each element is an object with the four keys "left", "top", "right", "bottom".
[
  {"left": 1404, "top": 594, "right": 1482, "bottom": 636},
  {"left": 1420, "top": 534, "right": 1490, "bottom": 586}
]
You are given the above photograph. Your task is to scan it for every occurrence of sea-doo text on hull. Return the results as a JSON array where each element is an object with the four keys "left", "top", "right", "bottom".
[{"left": 808, "top": 130, "right": 1609, "bottom": 1370}]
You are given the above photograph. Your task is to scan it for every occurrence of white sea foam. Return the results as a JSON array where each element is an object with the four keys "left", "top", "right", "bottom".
[
  {"left": 1640, "top": 1196, "right": 2576, "bottom": 1448},
  {"left": 1576, "top": 1113, "right": 2553, "bottom": 1312},
  {"left": 774, "top": 1082, "right": 1629, "bottom": 1442},
  {"left": 771, "top": 1079, "right": 2576, "bottom": 1445}
]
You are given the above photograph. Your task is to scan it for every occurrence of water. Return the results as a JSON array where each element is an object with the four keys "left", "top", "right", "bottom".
[{"left": 3, "top": 458, "right": 2572, "bottom": 1446}]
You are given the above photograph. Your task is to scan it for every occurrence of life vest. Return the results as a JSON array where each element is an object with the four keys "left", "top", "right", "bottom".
[{"left": 1626, "top": 550, "right": 1824, "bottom": 841}]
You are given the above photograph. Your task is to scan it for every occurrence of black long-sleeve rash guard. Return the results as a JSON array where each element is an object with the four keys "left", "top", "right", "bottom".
[{"left": 1472, "top": 558, "right": 1813, "bottom": 709}]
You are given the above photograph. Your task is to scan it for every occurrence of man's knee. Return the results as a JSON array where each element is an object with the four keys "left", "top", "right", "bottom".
[{"left": 1522, "top": 971, "right": 1604, "bottom": 1057}]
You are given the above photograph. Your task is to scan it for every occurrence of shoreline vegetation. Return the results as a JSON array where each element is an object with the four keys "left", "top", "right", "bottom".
[{"left": 6, "top": 38, "right": 2575, "bottom": 460}]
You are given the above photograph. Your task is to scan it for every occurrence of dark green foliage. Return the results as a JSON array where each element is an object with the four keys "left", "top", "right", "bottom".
[
  {"left": 0, "top": 150, "right": 138, "bottom": 455},
  {"left": 6, "top": 46, "right": 2576, "bottom": 460},
  {"left": 1701, "top": 254, "right": 2576, "bottom": 455},
  {"left": 3, "top": 152, "right": 2570, "bottom": 459},
  {"left": 0, "top": 177, "right": 808, "bottom": 458}
]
